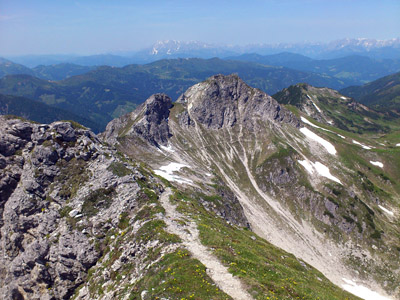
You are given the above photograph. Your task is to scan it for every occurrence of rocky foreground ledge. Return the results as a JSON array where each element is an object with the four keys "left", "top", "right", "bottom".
[{"left": 0, "top": 116, "right": 166, "bottom": 299}]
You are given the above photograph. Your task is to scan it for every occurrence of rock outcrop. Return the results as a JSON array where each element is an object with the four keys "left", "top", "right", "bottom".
[
  {"left": 176, "top": 74, "right": 300, "bottom": 130},
  {"left": 103, "top": 93, "right": 172, "bottom": 147},
  {"left": 0, "top": 116, "right": 168, "bottom": 299},
  {"left": 103, "top": 74, "right": 300, "bottom": 148}
]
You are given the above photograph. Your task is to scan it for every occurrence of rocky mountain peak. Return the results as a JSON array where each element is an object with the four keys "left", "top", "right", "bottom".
[
  {"left": 103, "top": 93, "right": 172, "bottom": 147},
  {"left": 177, "top": 73, "right": 300, "bottom": 129},
  {"left": 142, "top": 93, "right": 172, "bottom": 122},
  {"left": 131, "top": 93, "right": 172, "bottom": 147}
]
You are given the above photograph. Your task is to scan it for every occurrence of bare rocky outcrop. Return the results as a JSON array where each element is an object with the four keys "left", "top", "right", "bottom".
[
  {"left": 0, "top": 116, "right": 168, "bottom": 299},
  {"left": 103, "top": 74, "right": 300, "bottom": 147},
  {"left": 0, "top": 117, "right": 100, "bottom": 299},
  {"left": 103, "top": 93, "right": 172, "bottom": 147},
  {"left": 176, "top": 74, "right": 300, "bottom": 130}
]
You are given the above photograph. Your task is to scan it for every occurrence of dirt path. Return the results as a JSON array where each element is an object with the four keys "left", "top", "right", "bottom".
[{"left": 160, "top": 188, "right": 254, "bottom": 300}]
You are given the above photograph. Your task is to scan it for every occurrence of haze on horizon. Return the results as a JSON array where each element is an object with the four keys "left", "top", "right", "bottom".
[{"left": 0, "top": 0, "right": 399, "bottom": 56}]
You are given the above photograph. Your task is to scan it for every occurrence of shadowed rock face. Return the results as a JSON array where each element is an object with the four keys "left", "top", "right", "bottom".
[
  {"left": 132, "top": 93, "right": 173, "bottom": 146},
  {"left": 103, "top": 93, "right": 173, "bottom": 147}
]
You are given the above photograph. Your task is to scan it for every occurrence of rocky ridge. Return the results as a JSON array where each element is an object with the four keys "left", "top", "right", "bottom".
[
  {"left": 0, "top": 116, "right": 171, "bottom": 299},
  {"left": 175, "top": 74, "right": 300, "bottom": 130}
]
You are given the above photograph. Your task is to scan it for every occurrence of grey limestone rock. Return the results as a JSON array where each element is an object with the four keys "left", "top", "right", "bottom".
[
  {"left": 103, "top": 93, "right": 173, "bottom": 147},
  {"left": 177, "top": 74, "right": 300, "bottom": 130},
  {"left": 52, "top": 122, "right": 77, "bottom": 143},
  {"left": 0, "top": 115, "right": 173, "bottom": 300},
  {"left": 131, "top": 93, "right": 173, "bottom": 146}
]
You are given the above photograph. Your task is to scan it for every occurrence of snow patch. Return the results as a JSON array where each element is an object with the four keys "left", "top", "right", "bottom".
[
  {"left": 306, "top": 95, "right": 323, "bottom": 113},
  {"left": 301, "top": 117, "right": 345, "bottom": 139},
  {"left": 341, "top": 278, "right": 391, "bottom": 300},
  {"left": 314, "top": 162, "right": 342, "bottom": 184},
  {"left": 370, "top": 161, "right": 383, "bottom": 168},
  {"left": 312, "top": 102, "right": 322, "bottom": 113},
  {"left": 154, "top": 162, "right": 193, "bottom": 184},
  {"left": 300, "top": 127, "right": 337, "bottom": 155},
  {"left": 160, "top": 144, "right": 175, "bottom": 153},
  {"left": 298, "top": 160, "right": 342, "bottom": 184},
  {"left": 396, "top": 143, "right": 400, "bottom": 147},
  {"left": 301, "top": 116, "right": 323, "bottom": 129},
  {"left": 378, "top": 205, "right": 394, "bottom": 216},
  {"left": 298, "top": 160, "right": 314, "bottom": 174},
  {"left": 352, "top": 140, "right": 372, "bottom": 150},
  {"left": 340, "top": 96, "right": 347, "bottom": 100}
]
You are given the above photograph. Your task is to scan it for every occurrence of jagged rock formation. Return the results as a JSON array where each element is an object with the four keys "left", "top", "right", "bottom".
[
  {"left": 0, "top": 116, "right": 173, "bottom": 299},
  {"left": 105, "top": 74, "right": 300, "bottom": 143},
  {"left": 176, "top": 74, "right": 300, "bottom": 130},
  {"left": 104, "top": 93, "right": 173, "bottom": 147}
]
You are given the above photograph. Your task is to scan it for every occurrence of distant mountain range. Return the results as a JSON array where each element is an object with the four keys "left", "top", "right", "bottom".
[
  {"left": 0, "top": 58, "right": 96, "bottom": 80},
  {"left": 2, "top": 53, "right": 399, "bottom": 86},
  {"left": 4, "top": 38, "right": 400, "bottom": 68},
  {"left": 2, "top": 39, "right": 399, "bottom": 86},
  {"left": 0, "top": 57, "right": 352, "bottom": 131},
  {"left": 142, "top": 38, "right": 400, "bottom": 60},
  {"left": 0, "top": 53, "right": 399, "bottom": 133},
  {"left": 227, "top": 53, "right": 400, "bottom": 84}
]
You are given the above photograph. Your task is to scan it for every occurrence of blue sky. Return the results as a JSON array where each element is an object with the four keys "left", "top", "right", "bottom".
[{"left": 0, "top": 0, "right": 399, "bottom": 55}]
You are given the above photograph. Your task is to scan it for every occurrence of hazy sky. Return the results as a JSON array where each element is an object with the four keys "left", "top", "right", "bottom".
[{"left": 1, "top": 0, "right": 399, "bottom": 55}]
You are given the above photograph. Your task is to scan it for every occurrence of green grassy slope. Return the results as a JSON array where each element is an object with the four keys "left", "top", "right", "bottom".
[
  {"left": 167, "top": 189, "right": 361, "bottom": 300},
  {"left": 273, "top": 83, "right": 400, "bottom": 134}
]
